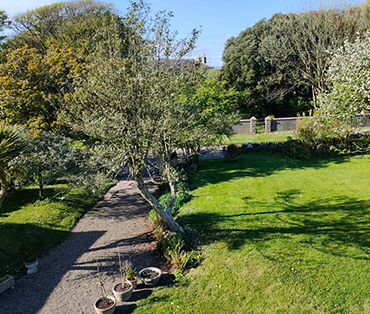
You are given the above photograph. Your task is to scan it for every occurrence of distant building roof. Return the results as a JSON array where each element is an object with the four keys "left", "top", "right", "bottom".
[{"left": 174, "top": 54, "right": 213, "bottom": 72}]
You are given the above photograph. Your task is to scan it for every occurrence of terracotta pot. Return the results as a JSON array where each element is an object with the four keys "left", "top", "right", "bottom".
[{"left": 127, "top": 277, "right": 138, "bottom": 290}]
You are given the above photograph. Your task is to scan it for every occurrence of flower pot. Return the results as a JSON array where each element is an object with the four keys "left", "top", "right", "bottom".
[
  {"left": 23, "top": 260, "right": 38, "bottom": 275},
  {"left": 127, "top": 276, "right": 138, "bottom": 290},
  {"left": 94, "top": 296, "right": 116, "bottom": 314},
  {"left": 138, "top": 267, "right": 162, "bottom": 287},
  {"left": 0, "top": 275, "right": 15, "bottom": 294},
  {"left": 112, "top": 282, "right": 133, "bottom": 302}
]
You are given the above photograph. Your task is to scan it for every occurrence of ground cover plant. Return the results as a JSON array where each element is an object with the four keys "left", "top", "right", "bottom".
[
  {"left": 135, "top": 153, "right": 370, "bottom": 313},
  {"left": 0, "top": 181, "right": 113, "bottom": 278}
]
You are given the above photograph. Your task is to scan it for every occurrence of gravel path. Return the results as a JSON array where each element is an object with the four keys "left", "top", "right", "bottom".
[{"left": 0, "top": 177, "right": 168, "bottom": 314}]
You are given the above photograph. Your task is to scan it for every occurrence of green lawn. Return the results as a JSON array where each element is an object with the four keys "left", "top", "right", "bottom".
[
  {"left": 135, "top": 153, "right": 370, "bottom": 314},
  {"left": 224, "top": 131, "right": 297, "bottom": 145},
  {"left": 0, "top": 182, "right": 113, "bottom": 278}
]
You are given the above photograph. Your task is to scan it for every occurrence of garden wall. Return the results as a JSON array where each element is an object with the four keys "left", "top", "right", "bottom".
[
  {"left": 232, "top": 115, "right": 370, "bottom": 134},
  {"left": 358, "top": 115, "right": 370, "bottom": 127},
  {"left": 232, "top": 117, "right": 257, "bottom": 134},
  {"left": 266, "top": 116, "right": 305, "bottom": 132}
]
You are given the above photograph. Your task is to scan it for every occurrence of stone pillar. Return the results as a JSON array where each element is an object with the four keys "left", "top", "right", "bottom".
[
  {"left": 250, "top": 116, "right": 257, "bottom": 134},
  {"left": 265, "top": 116, "right": 272, "bottom": 133}
]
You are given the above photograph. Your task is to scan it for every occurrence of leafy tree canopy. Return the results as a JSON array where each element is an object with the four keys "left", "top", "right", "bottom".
[
  {"left": 0, "top": 44, "right": 80, "bottom": 134},
  {"left": 9, "top": 0, "right": 119, "bottom": 53},
  {"left": 222, "top": 3, "right": 369, "bottom": 118},
  {"left": 63, "top": 1, "right": 237, "bottom": 233},
  {"left": 0, "top": 0, "right": 123, "bottom": 134}
]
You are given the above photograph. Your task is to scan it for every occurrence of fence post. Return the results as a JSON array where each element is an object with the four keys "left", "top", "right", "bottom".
[
  {"left": 250, "top": 116, "right": 257, "bottom": 134},
  {"left": 265, "top": 116, "right": 272, "bottom": 133}
]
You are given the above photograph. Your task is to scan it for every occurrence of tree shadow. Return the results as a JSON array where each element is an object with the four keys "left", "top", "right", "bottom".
[
  {"left": 0, "top": 224, "right": 168, "bottom": 314},
  {"left": 0, "top": 225, "right": 106, "bottom": 314},
  {"left": 0, "top": 223, "right": 69, "bottom": 277},
  {"left": 0, "top": 176, "right": 169, "bottom": 314},
  {"left": 189, "top": 153, "right": 350, "bottom": 190},
  {"left": 179, "top": 193, "right": 370, "bottom": 260},
  {"left": 116, "top": 302, "right": 138, "bottom": 313},
  {"left": 0, "top": 186, "right": 66, "bottom": 217},
  {"left": 66, "top": 179, "right": 158, "bottom": 221}
]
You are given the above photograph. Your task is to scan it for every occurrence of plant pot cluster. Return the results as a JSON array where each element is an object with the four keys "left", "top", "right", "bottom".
[{"left": 93, "top": 267, "right": 161, "bottom": 314}]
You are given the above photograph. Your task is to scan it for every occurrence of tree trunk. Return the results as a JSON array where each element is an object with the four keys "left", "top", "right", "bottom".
[
  {"left": 136, "top": 177, "right": 184, "bottom": 234},
  {"left": 183, "top": 146, "right": 199, "bottom": 166},
  {"left": 312, "top": 85, "right": 317, "bottom": 110},
  {"left": 0, "top": 180, "right": 9, "bottom": 210},
  {"left": 38, "top": 170, "right": 44, "bottom": 200},
  {"left": 166, "top": 179, "right": 176, "bottom": 216}
]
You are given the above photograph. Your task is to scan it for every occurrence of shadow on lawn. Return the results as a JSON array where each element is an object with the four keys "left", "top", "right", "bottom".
[
  {"left": 0, "top": 223, "right": 69, "bottom": 277},
  {"left": 0, "top": 223, "right": 106, "bottom": 314},
  {"left": 189, "top": 152, "right": 350, "bottom": 190},
  {"left": 180, "top": 193, "right": 370, "bottom": 260},
  {"left": 0, "top": 186, "right": 66, "bottom": 217}
]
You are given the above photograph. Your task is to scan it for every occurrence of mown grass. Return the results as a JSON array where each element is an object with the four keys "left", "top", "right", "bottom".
[
  {"left": 224, "top": 131, "right": 297, "bottom": 145},
  {"left": 135, "top": 153, "right": 370, "bottom": 314},
  {"left": 0, "top": 181, "right": 114, "bottom": 278}
]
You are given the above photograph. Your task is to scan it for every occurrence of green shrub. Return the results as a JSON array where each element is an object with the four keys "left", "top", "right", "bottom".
[
  {"left": 148, "top": 209, "right": 158, "bottom": 222},
  {"left": 162, "top": 233, "right": 199, "bottom": 270},
  {"left": 157, "top": 182, "right": 192, "bottom": 216},
  {"left": 153, "top": 224, "right": 164, "bottom": 249},
  {"left": 296, "top": 117, "right": 319, "bottom": 147},
  {"left": 148, "top": 209, "right": 163, "bottom": 230},
  {"left": 280, "top": 138, "right": 314, "bottom": 160},
  {"left": 222, "top": 144, "right": 239, "bottom": 162}
]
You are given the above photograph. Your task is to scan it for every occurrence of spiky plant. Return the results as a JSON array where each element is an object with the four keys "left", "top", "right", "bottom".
[{"left": 0, "top": 122, "right": 25, "bottom": 210}]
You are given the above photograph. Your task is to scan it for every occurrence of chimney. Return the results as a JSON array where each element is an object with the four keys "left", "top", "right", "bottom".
[{"left": 196, "top": 54, "right": 207, "bottom": 64}]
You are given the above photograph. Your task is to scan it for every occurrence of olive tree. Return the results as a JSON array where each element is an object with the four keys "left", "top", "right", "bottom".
[
  {"left": 17, "top": 132, "right": 86, "bottom": 200},
  {"left": 63, "top": 1, "right": 237, "bottom": 233}
]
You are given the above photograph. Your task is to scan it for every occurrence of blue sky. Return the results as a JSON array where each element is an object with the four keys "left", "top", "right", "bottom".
[{"left": 1, "top": 0, "right": 365, "bottom": 67}]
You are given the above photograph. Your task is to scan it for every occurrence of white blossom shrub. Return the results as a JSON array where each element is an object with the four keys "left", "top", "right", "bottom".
[
  {"left": 320, "top": 33, "right": 370, "bottom": 115},
  {"left": 300, "top": 33, "right": 370, "bottom": 144}
]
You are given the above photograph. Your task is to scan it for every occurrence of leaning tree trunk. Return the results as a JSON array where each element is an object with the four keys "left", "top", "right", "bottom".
[{"left": 136, "top": 177, "right": 184, "bottom": 234}]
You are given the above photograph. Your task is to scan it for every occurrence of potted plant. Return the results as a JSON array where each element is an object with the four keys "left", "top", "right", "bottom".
[
  {"left": 138, "top": 267, "right": 162, "bottom": 287},
  {"left": 112, "top": 251, "right": 133, "bottom": 302},
  {"left": 94, "top": 263, "right": 116, "bottom": 314},
  {"left": 126, "top": 264, "right": 138, "bottom": 290}
]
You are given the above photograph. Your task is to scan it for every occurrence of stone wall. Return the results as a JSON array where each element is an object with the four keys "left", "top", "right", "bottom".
[
  {"left": 358, "top": 115, "right": 370, "bottom": 127},
  {"left": 232, "top": 115, "right": 370, "bottom": 134},
  {"left": 232, "top": 117, "right": 257, "bottom": 134},
  {"left": 266, "top": 117, "right": 305, "bottom": 132}
]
